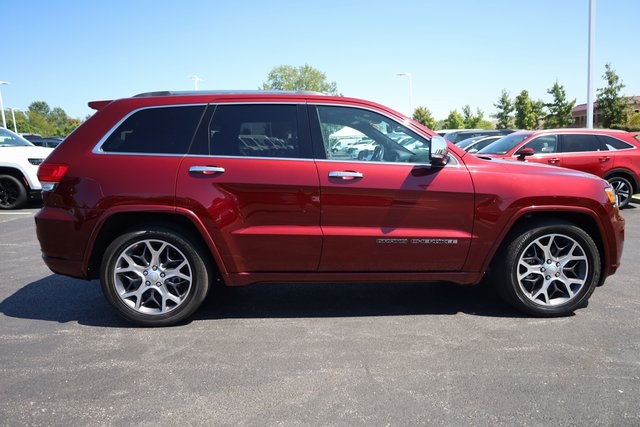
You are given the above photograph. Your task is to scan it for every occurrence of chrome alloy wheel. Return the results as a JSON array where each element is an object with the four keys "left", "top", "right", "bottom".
[
  {"left": 517, "top": 233, "right": 588, "bottom": 307},
  {"left": 113, "top": 239, "right": 193, "bottom": 315},
  {"left": 608, "top": 177, "right": 632, "bottom": 208}
]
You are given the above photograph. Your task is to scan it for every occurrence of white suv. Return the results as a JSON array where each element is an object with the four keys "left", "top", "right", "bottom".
[{"left": 0, "top": 128, "right": 54, "bottom": 209}]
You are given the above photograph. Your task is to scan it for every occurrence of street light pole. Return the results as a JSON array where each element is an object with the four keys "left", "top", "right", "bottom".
[
  {"left": 396, "top": 73, "right": 413, "bottom": 116},
  {"left": 0, "top": 81, "right": 9, "bottom": 129},
  {"left": 10, "top": 108, "right": 18, "bottom": 133},
  {"left": 189, "top": 75, "right": 202, "bottom": 90},
  {"left": 586, "top": 0, "right": 596, "bottom": 128}
]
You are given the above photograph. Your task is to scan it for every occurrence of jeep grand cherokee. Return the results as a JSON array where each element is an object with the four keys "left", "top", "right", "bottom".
[{"left": 35, "top": 91, "right": 625, "bottom": 326}]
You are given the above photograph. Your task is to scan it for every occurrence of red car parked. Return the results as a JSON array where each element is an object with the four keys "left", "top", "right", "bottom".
[
  {"left": 35, "top": 91, "right": 624, "bottom": 325},
  {"left": 476, "top": 129, "right": 640, "bottom": 208}
]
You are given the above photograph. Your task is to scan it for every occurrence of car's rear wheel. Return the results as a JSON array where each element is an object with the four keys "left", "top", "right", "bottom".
[
  {"left": 100, "top": 227, "right": 211, "bottom": 326},
  {"left": 493, "top": 221, "right": 600, "bottom": 317},
  {"left": 0, "top": 174, "right": 28, "bottom": 210},
  {"left": 607, "top": 176, "right": 633, "bottom": 208}
]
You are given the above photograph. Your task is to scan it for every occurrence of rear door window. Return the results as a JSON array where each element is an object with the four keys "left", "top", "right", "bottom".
[
  {"left": 560, "top": 134, "right": 601, "bottom": 152},
  {"left": 189, "top": 104, "right": 310, "bottom": 159}
]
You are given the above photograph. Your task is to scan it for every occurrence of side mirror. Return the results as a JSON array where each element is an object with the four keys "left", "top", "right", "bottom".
[
  {"left": 516, "top": 147, "right": 535, "bottom": 161},
  {"left": 430, "top": 136, "right": 449, "bottom": 165}
]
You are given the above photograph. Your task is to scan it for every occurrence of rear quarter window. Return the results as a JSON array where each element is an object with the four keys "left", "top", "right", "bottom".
[
  {"left": 598, "top": 135, "right": 635, "bottom": 150},
  {"left": 100, "top": 105, "right": 206, "bottom": 154}
]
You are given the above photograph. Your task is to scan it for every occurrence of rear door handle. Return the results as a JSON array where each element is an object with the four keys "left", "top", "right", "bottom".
[
  {"left": 329, "top": 171, "right": 363, "bottom": 180},
  {"left": 599, "top": 157, "right": 611, "bottom": 163},
  {"left": 189, "top": 166, "right": 225, "bottom": 175}
]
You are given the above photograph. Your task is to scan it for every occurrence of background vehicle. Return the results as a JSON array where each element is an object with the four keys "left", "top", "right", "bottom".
[
  {"left": 0, "top": 128, "right": 53, "bottom": 209},
  {"left": 443, "top": 128, "right": 515, "bottom": 143},
  {"left": 35, "top": 92, "right": 624, "bottom": 326},
  {"left": 455, "top": 135, "right": 503, "bottom": 153},
  {"left": 23, "top": 135, "right": 64, "bottom": 148},
  {"left": 477, "top": 128, "right": 640, "bottom": 207}
]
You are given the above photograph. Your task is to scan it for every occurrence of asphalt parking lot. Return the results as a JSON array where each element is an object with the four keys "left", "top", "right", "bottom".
[{"left": 1, "top": 203, "right": 639, "bottom": 426}]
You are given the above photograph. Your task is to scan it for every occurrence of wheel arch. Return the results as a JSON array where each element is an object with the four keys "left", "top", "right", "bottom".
[
  {"left": 603, "top": 168, "right": 639, "bottom": 192},
  {"left": 487, "top": 210, "right": 606, "bottom": 285},
  {"left": 87, "top": 211, "right": 224, "bottom": 283},
  {"left": 0, "top": 167, "right": 29, "bottom": 188}
]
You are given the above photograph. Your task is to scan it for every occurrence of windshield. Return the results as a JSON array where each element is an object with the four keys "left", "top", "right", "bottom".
[
  {"left": 477, "top": 132, "right": 531, "bottom": 155},
  {"left": 0, "top": 128, "right": 33, "bottom": 147},
  {"left": 456, "top": 136, "right": 482, "bottom": 149}
]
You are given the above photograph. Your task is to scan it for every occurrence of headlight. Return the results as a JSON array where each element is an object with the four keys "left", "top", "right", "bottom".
[{"left": 604, "top": 186, "right": 617, "bottom": 206}]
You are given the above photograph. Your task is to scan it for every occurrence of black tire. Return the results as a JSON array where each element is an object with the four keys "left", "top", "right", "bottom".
[
  {"left": 0, "top": 174, "right": 28, "bottom": 210},
  {"left": 492, "top": 221, "right": 600, "bottom": 317},
  {"left": 100, "top": 226, "right": 211, "bottom": 326},
  {"left": 607, "top": 176, "right": 633, "bottom": 208}
]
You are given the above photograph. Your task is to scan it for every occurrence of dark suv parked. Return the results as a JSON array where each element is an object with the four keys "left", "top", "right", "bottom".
[
  {"left": 35, "top": 91, "right": 624, "bottom": 326},
  {"left": 443, "top": 129, "right": 515, "bottom": 143}
]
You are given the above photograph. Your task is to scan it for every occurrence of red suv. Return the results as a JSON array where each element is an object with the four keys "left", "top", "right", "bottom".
[
  {"left": 35, "top": 92, "right": 625, "bottom": 326},
  {"left": 477, "top": 129, "right": 640, "bottom": 208}
]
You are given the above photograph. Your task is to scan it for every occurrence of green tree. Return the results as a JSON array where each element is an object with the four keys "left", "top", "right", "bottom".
[
  {"left": 28, "top": 101, "right": 51, "bottom": 118},
  {"left": 461, "top": 105, "right": 482, "bottom": 128},
  {"left": 625, "top": 112, "right": 640, "bottom": 132},
  {"left": 5, "top": 101, "right": 81, "bottom": 136},
  {"left": 492, "top": 90, "right": 514, "bottom": 129},
  {"left": 412, "top": 106, "right": 437, "bottom": 130},
  {"left": 596, "top": 63, "right": 629, "bottom": 128},
  {"left": 544, "top": 81, "right": 575, "bottom": 129},
  {"left": 514, "top": 90, "right": 542, "bottom": 130},
  {"left": 261, "top": 64, "right": 339, "bottom": 95},
  {"left": 442, "top": 110, "right": 465, "bottom": 129}
]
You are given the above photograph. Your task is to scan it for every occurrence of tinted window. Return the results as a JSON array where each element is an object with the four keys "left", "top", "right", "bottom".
[
  {"left": 101, "top": 106, "right": 205, "bottom": 154},
  {"left": 190, "top": 104, "right": 304, "bottom": 158},
  {"left": 478, "top": 133, "right": 531, "bottom": 154},
  {"left": 597, "top": 135, "right": 634, "bottom": 150},
  {"left": 561, "top": 134, "right": 600, "bottom": 152},
  {"left": 521, "top": 135, "right": 558, "bottom": 154}
]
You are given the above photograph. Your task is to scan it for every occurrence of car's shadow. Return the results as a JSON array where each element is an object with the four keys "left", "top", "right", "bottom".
[{"left": 0, "top": 275, "right": 525, "bottom": 328}]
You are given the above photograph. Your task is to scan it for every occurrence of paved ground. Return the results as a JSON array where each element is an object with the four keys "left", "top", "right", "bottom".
[{"left": 1, "top": 203, "right": 639, "bottom": 426}]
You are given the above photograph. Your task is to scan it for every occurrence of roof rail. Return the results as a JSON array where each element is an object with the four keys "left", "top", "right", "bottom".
[{"left": 133, "top": 90, "right": 327, "bottom": 98}]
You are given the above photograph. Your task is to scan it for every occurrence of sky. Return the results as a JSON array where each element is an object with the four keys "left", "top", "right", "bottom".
[{"left": 2, "top": 0, "right": 639, "bottom": 122}]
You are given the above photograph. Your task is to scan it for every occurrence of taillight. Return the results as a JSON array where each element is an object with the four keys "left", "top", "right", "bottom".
[{"left": 38, "top": 163, "right": 69, "bottom": 191}]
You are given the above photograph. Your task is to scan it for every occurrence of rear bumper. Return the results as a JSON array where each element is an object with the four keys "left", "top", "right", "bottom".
[
  {"left": 41, "top": 255, "right": 88, "bottom": 279},
  {"left": 35, "top": 207, "right": 92, "bottom": 279}
]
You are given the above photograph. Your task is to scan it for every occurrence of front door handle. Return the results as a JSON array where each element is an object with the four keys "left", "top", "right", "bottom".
[
  {"left": 548, "top": 158, "right": 560, "bottom": 165},
  {"left": 329, "top": 171, "right": 363, "bottom": 180},
  {"left": 189, "top": 166, "right": 225, "bottom": 175}
]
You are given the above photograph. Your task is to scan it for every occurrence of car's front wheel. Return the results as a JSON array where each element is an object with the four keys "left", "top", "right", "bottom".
[
  {"left": 0, "top": 174, "right": 28, "bottom": 210},
  {"left": 493, "top": 221, "right": 600, "bottom": 317},
  {"left": 100, "top": 227, "right": 211, "bottom": 326}
]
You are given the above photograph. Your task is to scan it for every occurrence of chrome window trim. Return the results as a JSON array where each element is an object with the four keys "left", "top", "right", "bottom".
[
  {"left": 92, "top": 101, "right": 305, "bottom": 156},
  {"left": 92, "top": 103, "right": 209, "bottom": 155},
  {"left": 183, "top": 154, "right": 316, "bottom": 162},
  {"left": 309, "top": 102, "right": 455, "bottom": 166},
  {"left": 314, "top": 156, "right": 460, "bottom": 167},
  {"left": 517, "top": 133, "right": 638, "bottom": 156}
]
